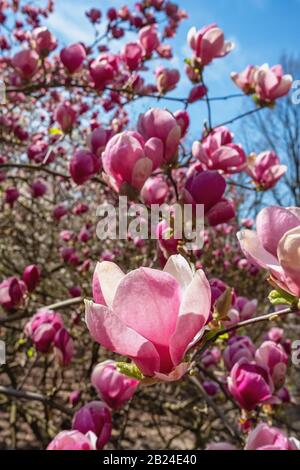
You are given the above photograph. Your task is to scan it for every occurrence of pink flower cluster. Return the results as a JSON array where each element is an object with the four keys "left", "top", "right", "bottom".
[
  {"left": 246, "top": 151, "right": 287, "bottom": 189},
  {"left": 192, "top": 127, "right": 247, "bottom": 174},
  {"left": 227, "top": 335, "right": 289, "bottom": 411},
  {"left": 232, "top": 64, "right": 293, "bottom": 104},
  {"left": 0, "top": 264, "right": 39, "bottom": 310},
  {"left": 25, "top": 309, "right": 73, "bottom": 365}
]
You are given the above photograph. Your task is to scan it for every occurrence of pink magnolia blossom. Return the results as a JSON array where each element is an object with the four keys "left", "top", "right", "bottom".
[
  {"left": 234, "top": 296, "right": 257, "bottom": 321},
  {"left": 174, "top": 110, "right": 190, "bottom": 138},
  {"left": 72, "top": 401, "right": 112, "bottom": 450},
  {"left": 53, "top": 204, "right": 68, "bottom": 221},
  {"left": 5, "top": 187, "right": 19, "bottom": 207},
  {"left": 254, "top": 64, "right": 293, "bottom": 104},
  {"left": 31, "top": 180, "right": 47, "bottom": 198},
  {"left": 47, "top": 430, "right": 96, "bottom": 450},
  {"left": 237, "top": 206, "right": 300, "bottom": 297},
  {"left": 102, "top": 130, "right": 163, "bottom": 192},
  {"left": 0, "top": 277, "right": 27, "bottom": 310},
  {"left": 54, "top": 327, "right": 74, "bottom": 366},
  {"left": 91, "top": 360, "right": 139, "bottom": 409},
  {"left": 231, "top": 65, "right": 257, "bottom": 94},
  {"left": 137, "top": 108, "right": 181, "bottom": 163},
  {"left": 223, "top": 336, "right": 255, "bottom": 371},
  {"left": 183, "top": 170, "right": 235, "bottom": 226},
  {"left": 203, "top": 380, "right": 220, "bottom": 396},
  {"left": 25, "top": 310, "right": 64, "bottom": 353},
  {"left": 32, "top": 27, "right": 57, "bottom": 56},
  {"left": 266, "top": 327, "right": 284, "bottom": 344},
  {"left": 155, "top": 67, "right": 180, "bottom": 94},
  {"left": 246, "top": 151, "right": 287, "bottom": 189},
  {"left": 27, "top": 139, "right": 55, "bottom": 164},
  {"left": 55, "top": 103, "right": 77, "bottom": 133},
  {"left": 12, "top": 49, "right": 39, "bottom": 79},
  {"left": 228, "top": 360, "right": 274, "bottom": 411},
  {"left": 121, "top": 42, "right": 143, "bottom": 70},
  {"left": 69, "top": 149, "right": 101, "bottom": 185},
  {"left": 86, "top": 8, "right": 101, "bottom": 24},
  {"left": 255, "top": 341, "right": 288, "bottom": 389},
  {"left": 206, "top": 199, "right": 235, "bottom": 227},
  {"left": 86, "top": 254, "right": 211, "bottom": 381},
  {"left": 141, "top": 177, "right": 168, "bottom": 205},
  {"left": 60, "top": 43, "right": 86, "bottom": 74},
  {"left": 138, "top": 25, "right": 160, "bottom": 55},
  {"left": 209, "top": 277, "right": 234, "bottom": 306},
  {"left": 188, "top": 84, "right": 207, "bottom": 103},
  {"left": 22, "top": 264, "right": 40, "bottom": 292},
  {"left": 201, "top": 346, "right": 221, "bottom": 368},
  {"left": 192, "top": 127, "right": 246, "bottom": 174},
  {"left": 187, "top": 24, "right": 234, "bottom": 66},
  {"left": 89, "top": 54, "right": 117, "bottom": 90},
  {"left": 245, "top": 423, "right": 296, "bottom": 450},
  {"left": 88, "top": 127, "right": 113, "bottom": 157}
]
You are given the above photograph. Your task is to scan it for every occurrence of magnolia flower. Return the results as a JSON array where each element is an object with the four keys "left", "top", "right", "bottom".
[
  {"left": 192, "top": 127, "right": 246, "bottom": 174},
  {"left": 12, "top": 49, "right": 39, "bottom": 79},
  {"left": 102, "top": 130, "right": 163, "bottom": 193},
  {"left": 174, "top": 110, "right": 190, "bottom": 138},
  {"left": 255, "top": 341, "right": 288, "bottom": 389},
  {"left": 138, "top": 25, "right": 160, "bottom": 55},
  {"left": 137, "top": 108, "right": 181, "bottom": 164},
  {"left": 228, "top": 359, "right": 274, "bottom": 411},
  {"left": 187, "top": 24, "right": 234, "bottom": 66},
  {"left": 245, "top": 423, "right": 298, "bottom": 450},
  {"left": 60, "top": 43, "right": 86, "bottom": 74},
  {"left": 32, "top": 27, "right": 57, "bottom": 56},
  {"left": 86, "top": 255, "right": 211, "bottom": 381},
  {"left": 246, "top": 151, "right": 287, "bottom": 189},
  {"left": 72, "top": 401, "right": 112, "bottom": 450},
  {"left": 47, "top": 430, "right": 97, "bottom": 450},
  {"left": 223, "top": 336, "right": 255, "bottom": 371},
  {"left": 91, "top": 360, "right": 139, "bottom": 409},
  {"left": 231, "top": 65, "right": 257, "bottom": 94},
  {"left": 141, "top": 177, "right": 169, "bottom": 205},
  {"left": 237, "top": 206, "right": 300, "bottom": 297},
  {"left": 155, "top": 67, "right": 180, "bottom": 94},
  {"left": 254, "top": 64, "right": 293, "bottom": 104}
]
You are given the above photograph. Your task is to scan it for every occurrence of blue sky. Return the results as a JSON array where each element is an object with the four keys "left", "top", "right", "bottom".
[{"left": 44, "top": 0, "right": 300, "bottom": 140}]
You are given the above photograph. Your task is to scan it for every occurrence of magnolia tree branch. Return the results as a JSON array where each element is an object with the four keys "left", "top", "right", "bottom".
[
  {"left": 0, "top": 386, "right": 73, "bottom": 417},
  {"left": 192, "top": 306, "right": 297, "bottom": 361},
  {"left": 0, "top": 297, "right": 83, "bottom": 326},
  {"left": 190, "top": 376, "right": 243, "bottom": 444}
]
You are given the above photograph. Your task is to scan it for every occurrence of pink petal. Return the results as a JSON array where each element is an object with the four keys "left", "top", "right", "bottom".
[
  {"left": 144, "top": 138, "right": 164, "bottom": 169},
  {"left": 93, "top": 262, "right": 125, "bottom": 308},
  {"left": 163, "top": 254, "right": 193, "bottom": 292},
  {"left": 256, "top": 206, "right": 300, "bottom": 257},
  {"left": 154, "top": 362, "right": 189, "bottom": 382},
  {"left": 113, "top": 268, "right": 181, "bottom": 348},
  {"left": 201, "top": 27, "right": 224, "bottom": 64},
  {"left": 85, "top": 300, "right": 160, "bottom": 376},
  {"left": 169, "top": 270, "right": 211, "bottom": 365},
  {"left": 237, "top": 229, "right": 282, "bottom": 271},
  {"left": 277, "top": 226, "right": 300, "bottom": 297},
  {"left": 131, "top": 157, "right": 153, "bottom": 190}
]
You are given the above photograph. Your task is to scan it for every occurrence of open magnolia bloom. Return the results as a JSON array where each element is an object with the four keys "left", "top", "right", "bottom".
[
  {"left": 237, "top": 206, "right": 300, "bottom": 298},
  {"left": 85, "top": 255, "right": 211, "bottom": 382}
]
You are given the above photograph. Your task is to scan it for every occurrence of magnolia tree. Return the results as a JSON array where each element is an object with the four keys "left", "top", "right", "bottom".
[{"left": 0, "top": 0, "right": 299, "bottom": 451}]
